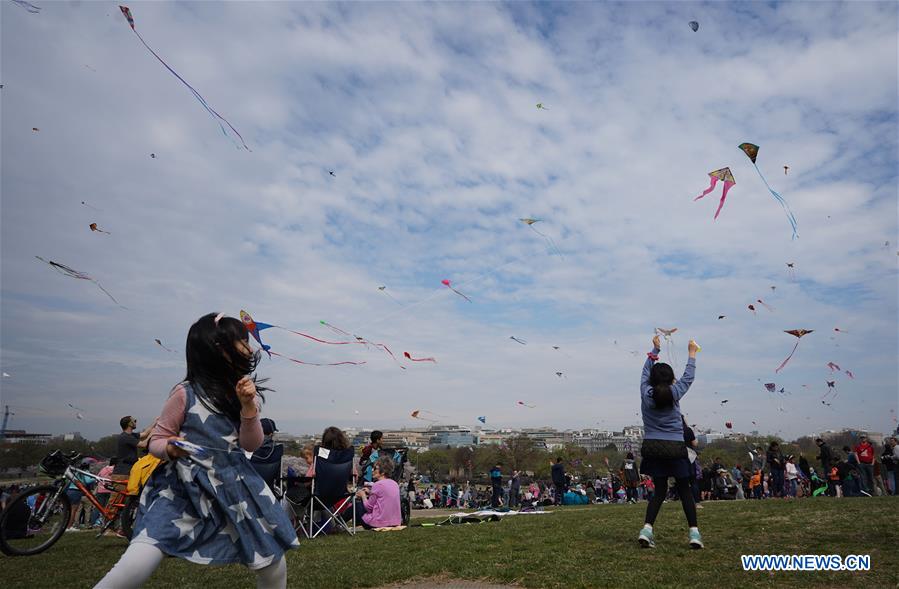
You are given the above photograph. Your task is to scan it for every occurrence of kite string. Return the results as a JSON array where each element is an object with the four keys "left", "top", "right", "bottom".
[
  {"left": 753, "top": 163, "right": 798, "bottom": 239},
  {"left": 269, "top": 350, "right": 365, "bottom": 367}
]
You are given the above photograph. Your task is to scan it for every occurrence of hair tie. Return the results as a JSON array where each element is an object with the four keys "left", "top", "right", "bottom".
[{"left": 214, "top": 312, "right": 225, "bottom": 326}]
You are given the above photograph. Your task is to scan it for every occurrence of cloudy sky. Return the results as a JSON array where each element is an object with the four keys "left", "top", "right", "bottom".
[{"left": 1, "top": 1, "right": 897, "bottom": 441}]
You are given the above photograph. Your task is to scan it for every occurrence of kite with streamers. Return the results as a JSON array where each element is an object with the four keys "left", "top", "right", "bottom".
[
  {"left": 118, "top": 5, "right": 248, "bottom": 150},
  {"left": 317, "top": 320, "right": 404, "bottom": 367},
  {"left": 154, "top": 339, "right": 173, "bottom": 352},
  {"left": 694, "top": 167, "right": 735, "bottom": 220},
  {"left": 655, "top": 327, "right": 678, "bottom": 364},
  {"left": 823, "top": 380, "right": 837, "bottom": 401},
  {"left": 411, "top": 409, "right": 444, "bottom": 422},
  {"left": 403, "top": 352, "right": 436, "bottom": 363},
  {"left": 89, "top": 223, "right": 110, "bottom": 235},
  {"left": 11, "top": 0, "right": 41, "bottom": 13},
  {"left": 764, "top": 383, "right": 776, "bottom": 393},
  {"left": 738, "top": 143, "right": 798, "bottom": 239},
  {"left": 240, "top": 310, "right": 365, "bottom": 367},
  {"left": 510, "top": 336, "right": 527, "bottom": 345},
  {"left": 520, "top": 218, "right": 562, "bottom": 257},
  {"left": 377, "top": 285, "right": 401, "bottom": 304},
  {"left": 35, "top": 256, "right": 123, "bottom": 307},
  {"left": 775, "top": 329, "right": 813, "bottom": 373},
  {"left": 786, "top": 262, "right": 796, "bottom": 281},
  {"left": 756, "top": 299, "right": 774, "bottom": 312},
  {"left": 441, "top": 279, "right": 472, "bottom": 303},
  {"left": 517, "top": 401, "right": 536, "bottom": 409}
]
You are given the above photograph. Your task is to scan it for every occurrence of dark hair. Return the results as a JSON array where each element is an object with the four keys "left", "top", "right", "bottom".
[
  {"left": 769, "top": 441, "right": 779, "bottom": 450},
  {"left": 184, "top": 313, "right": 266, "bottom": 423},
  {"left": 119, "top": 416, "right": 133, "bottom": 431},
  {"left": 321, "top": 426, "right": 350, "bottom": 450},
  {"left": 556, "top": 457, "right": 563, "bottom": 463},
  {"left": 626, "top": 452, "right": 634, "bottom": 460},
  {"left": 649, "top": 363, "right": 676, "bottom": 409},
  {"left": 371, "top": 430, "right": 383, "bottom": 444}
]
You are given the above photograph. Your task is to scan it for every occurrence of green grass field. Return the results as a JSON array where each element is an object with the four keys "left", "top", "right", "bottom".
[{"left": 2, "top": 497, "right": 896, "bottom": 588}]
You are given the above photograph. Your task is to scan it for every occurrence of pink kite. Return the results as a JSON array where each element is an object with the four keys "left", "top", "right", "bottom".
[
  {"left": 775, "top": 329, "right": 813, "bottom": 373},
  {"left": 694, "top": 167, "right": 736, "bottom": 220},
  {"left": 404, "top": 352, "right": 436, "bottom": 363},
  {"left": 441, "top": 279, "right": 472, "bottom": 303},
  {"left": 844, "top": 369, "right": 854, "bottom": 379},
  {"left": 827, "top": 362, "right": 841, "bottom": 372}
]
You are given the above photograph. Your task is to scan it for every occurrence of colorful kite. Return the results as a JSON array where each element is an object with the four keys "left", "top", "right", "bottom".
[
  {"left": 11, "top": 0, "right": 41, "bottom": 13},
  {"left": 35, "top": 256, "right": 123, "bottom": 307},
  {"left": 411, "top": 409, "right": 444, "bottom": 422},
  {"left": 377, "top": 285, "right": 401, "bottom": 304},
  {"left": 738, "top": 143, "right": 798, "bottom": 239},
  {"left": 89, "top": 222, "right": 110, "bottom": 235},
  {"left": 775, "top": 329, "right": 813, "bottom": 373},
  {"left": 239, "top": 310, "right": 365, "bottom": 367},
  {"left": 520, "top": 218, "right": 562, "bottom": 257},
  {"left": 510, "top": 336, "right": 527, "bottom": 345},
  {"left": 689, "top": 21, "right": 699, "bottom": 32},
  {"left": 694, "top": 167, "right": 735, "bottom": 220},
  {"left": 756, "top": 299, "right": 774, "bottom": 312},
  {"left": 441, "top": 279, "right": 472, "bottom": 303},
  {"left": 403, "top": 352, "right": 436, "bottom": 363},
  {"left": 118, "top": 5, "right": 248, "bottom": 150},
  {"left": 154, "top": 339, "right": 173, "bottom": 352},
  {"left": 517, "top": 401, "right": 536, "bottom": 408}
]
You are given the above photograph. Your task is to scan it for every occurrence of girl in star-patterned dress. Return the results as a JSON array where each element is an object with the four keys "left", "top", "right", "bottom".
[{"left": 95, "top": 313, "right": 298, "bottom": 589}]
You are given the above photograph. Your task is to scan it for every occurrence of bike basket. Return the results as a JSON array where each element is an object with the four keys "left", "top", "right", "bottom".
[{"left": 39, "top": 452, "right": 70, "bottom": 476}]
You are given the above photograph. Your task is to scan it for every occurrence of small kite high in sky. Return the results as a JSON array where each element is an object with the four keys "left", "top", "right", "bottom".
[
  {"left": 35, "top": 256, "right": 123, "bottom": 307},
  {"left": 477, "top": 416, "right": 486, "bottom": 424},
  {"left": 689, "top": 21, "right": 699, "bottom": 32},
  {"left": 510, "top": 336, "right": 527, "bottom": 345},
  {"left": 517, "top": 401, "right": 536, "bottom": 409},
  {"left": 11, "top": 0, "right": 41, "bottom": 13},
  {"left": 403, "top": 352, "right": 436, "bottom": 363},
  {"left": 756, "top": 299, "right": 774, "bottom": 312},
  {"left": 240, "top": 310, "right": 365, "bottom": 367},
  {"left": 441, "top": 279, "right": 472, "bottom": 303},
  {"left": 89, "top": 223, "right": 110, "bottom": 235},
  {"left": 536, "top": 103, "right": 549, "bottom": 110},
  {"left": 784, "top": 165, "right": 789, "bottom": 175},
  {"left": 765, "top": 383, "right": 776, "bottom": 393},
  {"left": 844, "top": 369, "right": 854, "bottom": 379},
  {"left": 377, "top": 285, "right": 401, "bottom": 305},
  {"left": 154, "top": 339, "right": 173, "bottom": 352},
  {"left": 694, "top": 167, "right": 735, "bottom": 220},
  {"left": 520, "top": 218, "right": 562, "bottom": 257},
  {"left": 725, "top": 421, "right": 732, "bottom": 429},
  {"left": 118, "top": 5, "right": 248, "bottom": 150},
  {"left": 786, "top": 262, "right": 796, "bottom": 281},
  {"left": 748, "top": 304, "right": 756, "bottom": 315},
  {"left": 739, "top": 143, "right": 798, "bottom": 239},
  {"left": 827, "top": 361, "right": 841, "bottom": 372},
  {"left": 775, "top": 329, "right": 813, "bottom": 373}
]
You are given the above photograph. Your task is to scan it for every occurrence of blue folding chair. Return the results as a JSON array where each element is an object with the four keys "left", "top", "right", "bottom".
[{"left": 308, "top": 446, "right": 356, "bottom": 538}]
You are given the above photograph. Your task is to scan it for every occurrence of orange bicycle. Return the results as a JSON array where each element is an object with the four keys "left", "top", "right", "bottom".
[{"left": 0, "top": 450, "right": 137, "bottom": 556}]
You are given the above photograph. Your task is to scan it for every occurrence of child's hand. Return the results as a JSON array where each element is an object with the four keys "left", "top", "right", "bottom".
[
  {"left": 236, "top": 376, "right": 258, "bottom": 415},
  {"left": 688, "top": 340, "right": 700, "bottom": 355},
  {"left": 652, "top": 335, "right": 661, "bottom": 350},
  {"left": 166, "top": 437, "right": 189, "bottom": 460}
]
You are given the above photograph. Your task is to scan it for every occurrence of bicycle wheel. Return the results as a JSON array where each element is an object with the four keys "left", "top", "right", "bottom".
[{"left": 0, "top": 485, "right": 70, "bottom": 556}]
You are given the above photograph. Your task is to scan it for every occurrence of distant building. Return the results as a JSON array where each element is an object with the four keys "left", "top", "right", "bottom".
[
  {"left": 698, "top": 432, "right": 725, "bottom": 445},
  {"left": 63, "top": 432, "right": 84, "bottom": 442},
  {"left": 1, "top": 430, "right": 52, "bottom": 444}
]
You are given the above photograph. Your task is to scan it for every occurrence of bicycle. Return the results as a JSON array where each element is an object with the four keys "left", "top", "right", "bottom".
[{"left": 0, "top": 450, "right": 137, "bottom": 556}]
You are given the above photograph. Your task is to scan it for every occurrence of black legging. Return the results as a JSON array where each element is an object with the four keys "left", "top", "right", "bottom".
[{"left": 645, "top": 476, "right": 697, "bottom": 527}]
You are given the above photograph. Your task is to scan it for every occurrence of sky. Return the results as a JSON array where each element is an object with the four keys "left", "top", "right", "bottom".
[{"left": 1, "top": 1, "right": 897, "bottom": 441}]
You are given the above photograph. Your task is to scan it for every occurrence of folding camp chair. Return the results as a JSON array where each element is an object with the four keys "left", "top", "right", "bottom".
[
  {"left": 282, "top": 474, "right": 313, "bottom": 539},
  {"left": 308, "top": 446, "right": 356, "bottom": 538},
  {"left": 250, "top": 443, "right": 285, "bottom": 497}
]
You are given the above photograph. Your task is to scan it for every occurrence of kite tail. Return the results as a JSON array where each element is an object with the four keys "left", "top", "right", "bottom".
[
  {"left": 320, "top": 321, "right": 353, "bottom": 337},
  {"left": 694, "top": 176, "right": 719, "bottom": 201},
  {"left": 451, "top": 288, "right": 472, "bottom": 303},
  {"left": 273, "top": 326, "right": 358, "bottom": 345},
  {"left": 754, "top": 163, "right": 798, "bottom": 239},
  {"left": 269, "top": 350, "right": 365, "bottom": 367},
  {"left": 130, "top": 28, "right": 249, "bottom": 150},
  {"left": 774, "top": 340, "right": 801, "bottom": 373},
  {"left": 713, "top": 180, "right": 735, "bottom": 220},
  {"left": 12, "top": 0, "right": 41, "bottom": 12}
]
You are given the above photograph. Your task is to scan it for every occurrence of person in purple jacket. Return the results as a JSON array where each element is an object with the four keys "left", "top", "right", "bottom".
[
  {"left": 637, "top": 334, "right": 703, "bottom": 550},
  {"left": 354, "top": 455, "right": 402, "bottom": 529}
]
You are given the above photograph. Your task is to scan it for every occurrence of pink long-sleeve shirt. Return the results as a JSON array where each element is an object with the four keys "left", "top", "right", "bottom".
[
  {"left": 148, "top": 384, "right": 263, "bottom": 459},
  {"left": 362, "top": 478, "right": 402, "bottom": 528}
]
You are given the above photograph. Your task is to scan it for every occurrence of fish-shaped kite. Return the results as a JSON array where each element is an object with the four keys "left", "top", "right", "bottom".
[
  {"left": 739, "top": 143, "right": 798, "bottom": 239},
  {"left": 694, "top": 167, "right": 735, "bottom": 220},
  {"left": 404, "top": 352, "right": 436, "bottom": 363},
  {"left": 35, "top": 256, "right": 123, "bottom": 307},
  {"left": 441, "top": 279, "right": 472, "bottom": 303},
  {"left": 89, "top": 223, "right": 111, "bottom": 235},
  {"left": 118, "top": 5, "right": 248, "bottom": 150},
  {"left": 775, "top": 329, "right": 813, "bottom": 373}
]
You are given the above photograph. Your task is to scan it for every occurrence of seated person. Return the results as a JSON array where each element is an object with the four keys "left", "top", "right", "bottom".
[{"left": 353, "top": 455, "right": 402, "bottom": 529}]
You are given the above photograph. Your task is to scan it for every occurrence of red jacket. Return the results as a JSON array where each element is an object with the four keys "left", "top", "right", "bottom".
[{"left": 855, "top": 442, "right": 874, "bottom": 464}]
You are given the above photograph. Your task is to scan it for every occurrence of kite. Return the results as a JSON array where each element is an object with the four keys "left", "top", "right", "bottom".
[
  {"left": 786, "top": 263, "right": 796, "bottom": 281},
  {"left": 477, "top": 416, "right": 486, "bottom": 424},
  {"left": 67, "top": 403, "right": 85, "bottom": 420},
  {"left": 720, "top": 399, "right": 729, "bottom": 404},
  {"left": 555, "top": 372, "right": 564, "bottom": 378},
  {"left": 765, "top": 383, "right": 776, "bottom": 393},
  {"left": 11, "top": 0, "right": 41, "bottom": 13},
  {"left": 823, "top": 381, "right": 837, "bottom": 400},
  {"left": 725, "top": 421, "right": 732, "bottom": 429},
  {"left": 748, "top": 304, "right": 756, "bottom": 315},
  {"left": 411, "top": 409, "right": 444, "bottom": 422},
  {"left": 150, "top": 153, "right": 156, "bottom": 159},
  {"left": 32, "top": 127, "right": 39, "bottom": 132},
  {"left": 118, "top": 5, "right": 248, "bottom": 150},
  {"left": 377, "top": 285, "right": 401, "bottom": 304},
  {"left": 536, "top": 103, "right": 549, "bottom": 110},
  {"left": 844, "top": 369, "right": 854, "bottom": 379},
  {"left": 403, "top": 352, "right": 436, "bottom": 363},
  {"left": 154, "top": 339, "right": 173, "bottom": 352},
  {"left": 689, "top": 21, "right": 699, "bottom": 32},
  {"left": 756, "top": 299, "right": 774, "bottom": 312},
  {"left": 738, "top": 143, "right": 798, "bottom": 239},
  {"left": 2, "top": 373, "right": 9, "bottom": 378},
  {"left": 89, "top": 223, "right": 111, "bottom": 235},
  {"left": 770, "top": 286, "right": 776, "bottom": 293},
  {"left": 655, "top": 327, "right": 678, "bottom": 364},
  {"left": 517, "top": 401, "right": 536, "bottom": 409},
  {"left": 827, "top": 362, "right": 841, "bottom": 372},
  {"left": 833, "top": 328, "right": 847, "bottom": 334},
  {"left": 718, "top": 315, "right": 726, "bottom": 320},
  {"left": 520, "top": 218, "right": 562, "bottom": 257},
  {"left": 510, "top": 336, "right": 527, "bottom": 345},
  {"left": 239, "top": 310, "right": 366, "bottom": 367},
  {"left": 35, "top": 256, "right": 123, "bottom": 307},
  {"left": 775, "top": 329, "right": 813, "bottom": 373},
  {"left": 328, "top": 170, "right": 336, "bottom": 177},
  {"left": 316, "top": 320, "right": 402, "bottom": 366},
  {"left": 81, "top": 201, "right": 102, "bottom": 211},
  {"left": 552, "top": 345, "right": 572, "bottom": 358},
  {"left": 441, "top": 279, "right": 472, "bottom": 303},
  {"left": 784, "top": 165, "right": 789, "bottom": 175},
  {"left": 693, "top": 167, "right": 735, "bottom": 220}
]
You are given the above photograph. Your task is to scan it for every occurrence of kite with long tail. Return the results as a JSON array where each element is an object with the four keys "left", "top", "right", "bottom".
[
  {"left": 775, "top": 329, "right": 813, "bottom": 373},
  {"left": 240, "top": 310, "right": 365, "bottom": 367},
  {"left": 35, "top": 256, "right": 124, "bottom": 307},
  {"left": 404, "top": 352, "right": 436, "bottom": 363},
  {"left": 739, "top": 143, "right": 798, "bottom": 239},
  {"left": 318, "top": 319, "right": 404, "bottom": 368},
  {"left": 693, "top": 167, "right": 735, "bottom": 220},
  {"left": 520, "top": 218, "right": 562, "bottom": 257},
  {"left": 11, "top": 0, "right": 41, "bottom": 13},
  {"left": 441, "top": 279, "right": 472, "bottom": 303},
  {"left": 118, "top": 6, "right": 249, "bottom": 150}
]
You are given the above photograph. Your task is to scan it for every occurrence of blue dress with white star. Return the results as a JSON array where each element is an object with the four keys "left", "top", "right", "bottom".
[{"left": 131, "top": 382, "right": 298, "bottom": 569}]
